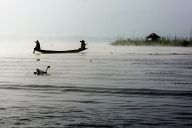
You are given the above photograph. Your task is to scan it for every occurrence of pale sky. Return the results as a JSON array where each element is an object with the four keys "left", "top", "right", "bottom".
[{"left": 0, "top": 0, "right": 192, "bottom": 39}]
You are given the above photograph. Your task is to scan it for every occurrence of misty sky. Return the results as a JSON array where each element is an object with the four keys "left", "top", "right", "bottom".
[{"left": 0, "top": 0, "right": 192, "bottom": 38}]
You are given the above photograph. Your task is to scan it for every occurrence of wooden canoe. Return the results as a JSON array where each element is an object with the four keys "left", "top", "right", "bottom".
[{"left": 36, "top": 48, "right": 87, "bottom": 54}]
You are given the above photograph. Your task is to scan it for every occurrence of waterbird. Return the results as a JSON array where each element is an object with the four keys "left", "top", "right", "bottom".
[{"left": 34, "top": 66, "right": 50, "bottom": 75}]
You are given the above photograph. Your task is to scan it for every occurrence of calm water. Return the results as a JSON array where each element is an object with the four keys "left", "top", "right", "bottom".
[{"left": 0, "top": 41, "right": 192, "bottom": 128}]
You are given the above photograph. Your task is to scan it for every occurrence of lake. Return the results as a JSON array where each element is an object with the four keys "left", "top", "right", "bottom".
[{"left": 0, "top": 41, "right": 192, "bottom": 127}]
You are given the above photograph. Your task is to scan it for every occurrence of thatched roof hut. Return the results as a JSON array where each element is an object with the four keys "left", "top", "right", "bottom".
[{"left": 146, "top": 33, "right": 161, "bottom": 41}]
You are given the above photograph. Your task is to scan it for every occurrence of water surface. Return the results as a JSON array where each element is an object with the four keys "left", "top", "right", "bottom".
[{"left": 0, "top": 42, "right": 192, "bottom": 127}]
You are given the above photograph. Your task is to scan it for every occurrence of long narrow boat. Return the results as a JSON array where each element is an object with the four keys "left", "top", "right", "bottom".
[{"left": 35, "top": 48, "right": 87, "bottom": 54}]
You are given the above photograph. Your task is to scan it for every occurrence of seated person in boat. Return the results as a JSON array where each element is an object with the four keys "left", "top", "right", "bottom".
[
  {"left": 80, "top": 40, "right": 86, "bottom": 49},
  {"left": 33, "top": 40, "right": 41, "bottom": 53}
]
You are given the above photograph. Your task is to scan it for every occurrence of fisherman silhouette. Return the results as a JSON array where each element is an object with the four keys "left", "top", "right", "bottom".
[
  {"left": 33, "top": 40, "right": 41, "bottom": 53},
  {"left": 80, "top": 40, "right": 86, "bottom": 49}
]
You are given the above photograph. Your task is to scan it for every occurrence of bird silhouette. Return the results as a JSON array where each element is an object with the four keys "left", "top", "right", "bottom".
[{"left": 34, "top": 66, "right": 50, "bottom": 75}]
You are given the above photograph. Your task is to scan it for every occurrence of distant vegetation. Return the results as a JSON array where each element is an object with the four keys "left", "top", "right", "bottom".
[{"left": 111, "top": 37, "right": 192, "bottom": 47}]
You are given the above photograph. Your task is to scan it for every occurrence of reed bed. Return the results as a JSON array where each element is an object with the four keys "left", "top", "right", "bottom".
[{"left": 111, "top": 37, "right": 192, "bottom": 47}]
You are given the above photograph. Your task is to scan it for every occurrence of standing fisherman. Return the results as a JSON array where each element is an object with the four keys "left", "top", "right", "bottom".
[
  {"left": 80, "top": 40, "right": 86, "bottom": 49},
  {"left": 33, "top": 40, "right": 41, "bottom": 53}
]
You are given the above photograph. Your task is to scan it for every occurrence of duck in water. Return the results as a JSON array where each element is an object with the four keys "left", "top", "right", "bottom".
[{"left": 34, "top": 66, "right": 50, "bottom": 75}]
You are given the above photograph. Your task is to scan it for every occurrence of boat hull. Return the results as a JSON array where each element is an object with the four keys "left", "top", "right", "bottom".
[{"left": 37, "top": 48, "right": 87, "bottom": 54}]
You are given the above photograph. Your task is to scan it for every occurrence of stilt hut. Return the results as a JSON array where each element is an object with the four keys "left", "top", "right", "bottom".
[{"left": 146, "top": 33, "right": 160, "bottom": 41}]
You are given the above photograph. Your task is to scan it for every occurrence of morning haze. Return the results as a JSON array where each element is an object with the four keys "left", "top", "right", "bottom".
[
  {"left": 0, "top": 0, "right": 192, "bottom": 39},
  {"left": 1, "top": 1, "right": 192, "bottom": 128}
]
